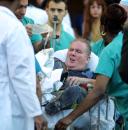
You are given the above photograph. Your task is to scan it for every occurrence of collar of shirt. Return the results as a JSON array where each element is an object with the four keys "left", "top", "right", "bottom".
[{"left": 0, "top": 6, "right": 17, "bottom": 19}]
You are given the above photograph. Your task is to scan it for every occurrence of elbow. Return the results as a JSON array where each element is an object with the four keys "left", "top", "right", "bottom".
[{"left": 92, "top": 85, "right": 106, "bottom": 99}]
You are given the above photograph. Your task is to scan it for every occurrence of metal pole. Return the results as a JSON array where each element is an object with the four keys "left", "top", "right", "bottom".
[{"left": 52, "top": 15, "right": 58, "bottom": 51}]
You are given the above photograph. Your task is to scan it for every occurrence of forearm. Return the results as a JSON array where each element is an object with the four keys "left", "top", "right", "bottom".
[
  {"left": 36, "top": 75, "right": 42, "bottom": 104},
  {"left": 34, "top": 40, "right": 45, "bottom": 53},
  {"left": 82, "top": 78, "right": 95, "bottom": 84}
]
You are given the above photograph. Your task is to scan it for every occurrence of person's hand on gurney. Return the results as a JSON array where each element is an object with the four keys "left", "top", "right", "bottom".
[
  {"left": 35, "top": 115, "right": 48, "bottom": 130},
  {"left": 66, "top": 76, "right": 95, "bottom": 86},
  {"left": 54, "top": 115, "right": 73, "bottom": 130}
]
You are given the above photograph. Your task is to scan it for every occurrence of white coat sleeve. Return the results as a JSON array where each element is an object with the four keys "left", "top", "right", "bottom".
[{"left": 6, "top": 23, "right": 42, "bottom": 117}]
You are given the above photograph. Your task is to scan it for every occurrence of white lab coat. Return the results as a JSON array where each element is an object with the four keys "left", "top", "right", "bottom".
[{"left": 0, "top": 6, "right": 42, "bottom": 130}]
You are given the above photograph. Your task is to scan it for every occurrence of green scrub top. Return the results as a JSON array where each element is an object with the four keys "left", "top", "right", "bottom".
[
  {"left": 50, "top": 26, "right": 75, "bottom": 51},
  {"left": 95, "top": 32, "right": 128, "bottom": 122},
  {"left": 91, "top": 39, "right": 105, "bottom": 57},
  {"left": 21, "top": 16, "right": 42, "bottom": 44},
  {"left": 21, "top": 16, "right": 42, "bottom": 73},
  {"left": 91, "top": 32, "right": 125, "bottom": 57}
]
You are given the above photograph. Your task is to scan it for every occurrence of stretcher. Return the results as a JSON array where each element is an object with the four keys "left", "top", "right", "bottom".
[{"left": 36, "top": 49, "right": 115, "bottom": 130}]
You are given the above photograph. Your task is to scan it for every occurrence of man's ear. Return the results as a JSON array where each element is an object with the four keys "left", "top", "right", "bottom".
[
  {"left": 64, "top": 10, "right": 68, "bottom": 16},
  {"left": 45, "top": 7, "right": 48, "bottom": 14},
  {"left": 86, "top": 56, "right": 90, "bottom": 64}
]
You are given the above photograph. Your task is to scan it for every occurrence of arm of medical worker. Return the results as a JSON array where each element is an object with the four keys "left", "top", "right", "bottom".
[{"left": 54, "top": 75, "right": 109, "bottom": 130}]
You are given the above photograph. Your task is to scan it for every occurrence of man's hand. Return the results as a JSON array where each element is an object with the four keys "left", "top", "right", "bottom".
[
  {"left": 34, "top": 115, "right": 48, "bottom": 130},
  {"left": 25, "top": 24, "right": 32, "bottom": 36},
  {"left": 54, "top": 116, "right": 73, "bottom": 130},
  {"left": 67, "top": 76, "right": 95, "bottom": 86},
  {"left": 66, "top": 76, "right": 85, "bottom": 86}
]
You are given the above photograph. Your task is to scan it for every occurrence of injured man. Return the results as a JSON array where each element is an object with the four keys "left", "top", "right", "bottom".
[
  {"left": 45, "top": 38, "right": 96, "bottom": 115},
  {"left": 37, "top": 38, "right": 115, "bottom": 130}
]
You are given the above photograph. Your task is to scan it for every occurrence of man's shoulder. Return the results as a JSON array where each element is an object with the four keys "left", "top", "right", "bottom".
[
  {"left": 0, "top": 7, "right": 23, "bottom": 29},
  {"left": 61, "top": 26, "right": 75, "bottom": 39}
]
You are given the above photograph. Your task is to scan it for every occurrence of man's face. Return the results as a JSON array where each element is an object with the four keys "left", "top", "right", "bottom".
[
  {"left": 66, "top": 41, "right": 90, "bottom": 70},
  {"left": 90, "top": 1, "right": 103, "bottom": 19},
  {"left": 46, "top": 1, "right": 67, "bottom": 26},
  {"left": 15, "top": 0, "right": 28, "bottom": 20}
]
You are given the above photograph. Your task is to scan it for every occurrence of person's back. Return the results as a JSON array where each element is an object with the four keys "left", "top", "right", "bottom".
[
  {"left": 0, "top": 1, "right": 47, "bottom": 130},
  {"left": 0, "top": 4, "right": 40, "bottom": 130},
  {"left": 119, "top": 23, "right": 128, "bottom": 84},
  {"left": 0, "top": 6, "right": 16, "bottom": 130}
]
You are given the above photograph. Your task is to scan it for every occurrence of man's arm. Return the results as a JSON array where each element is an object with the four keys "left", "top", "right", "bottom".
[
  {"left": 55, "top": 75, "right": 110, "bottom": 130},
  {"left": 33, "top": 40, "right": 46, "bottom": 53}
]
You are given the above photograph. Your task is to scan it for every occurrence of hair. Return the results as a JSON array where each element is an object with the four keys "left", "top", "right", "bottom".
[
  {"left": 0, "top": 0, "right": 15, "bottom": 2},
  {"left": 28, "top": 0, "right": 39, "bottom": 7},
  {"left": 104, "top": 0, "right": 121, "bottom": 6},
  {"left": 83, "top": 0, "right": 106, "bottom": 41},
  {"left": 71, "top": 38, "right": 91, "bottom": 56},
  {"left": 45, "top": 0, "right": 67, "bottom": 9},
  {"left": 119, "top": 23, "right": 128, "bottom": 84},
  {"left": 101, "top": 4, "right": 127, "bottom": 35}
]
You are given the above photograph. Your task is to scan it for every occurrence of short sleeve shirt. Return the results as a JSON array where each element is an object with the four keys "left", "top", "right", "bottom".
[
  {"left": 50, "top": 26, "right": 75, "bottom": 51},
  {"left": 21, "top": 16, "right": 42, "bottom": 44},
  {"left": 95, "top": 32, "right": 128, "bottom": 118},
  {"left": 22, "top": 16, "right": 42, "bottom": 73},
  {"left": 91, "top": 39, "right": 105, "bottom": 57}
]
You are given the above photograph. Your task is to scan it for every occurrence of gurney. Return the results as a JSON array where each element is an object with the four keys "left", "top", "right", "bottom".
[{"left": 36, "top": 48, "right": 115, "bottom": 130}]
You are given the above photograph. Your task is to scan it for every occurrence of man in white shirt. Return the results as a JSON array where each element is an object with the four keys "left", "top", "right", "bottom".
[{"left": 0, "top": 0, "right": 47, "bottom": 130}]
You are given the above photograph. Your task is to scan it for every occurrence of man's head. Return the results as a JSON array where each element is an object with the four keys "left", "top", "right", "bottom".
[
  {"left": 66, "top": 39, "right": 91, "bottom": 71},
  {"left": 15, "top": 0, "right": 28, "bottom": 20},
  {"left": 101, "top": 4, "right": 127, "bottom": 36},
  {"left": 46, "top": 0, "right": 67, "bottom": 26},
  {"left": 0, "top": 0, "right": 21, "bottom": 12}
]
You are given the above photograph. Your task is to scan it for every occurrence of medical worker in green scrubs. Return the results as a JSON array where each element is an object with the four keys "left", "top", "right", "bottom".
[
  {"left": 54, "top": 4, "right": 128, "bottom": 130},
  {"left": 14, "top": 0, "right": 44, "bottom": 53},
  {"left": 45, "top": 0, "right": 75, "bottom": 51}
]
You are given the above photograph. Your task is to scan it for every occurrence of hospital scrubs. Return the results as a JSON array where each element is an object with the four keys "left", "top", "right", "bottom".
[
  {"left": 21, "top": 16, "right": 42, "bottom": 44},
  {"left": 50, "top": 26, "right": 75, "bottom": 51},
  {"left": 91, "top": 39, "right": 105, "bottom": 57},
  {"left": 21, "top": 16, "right": 42, "bottom": 73},
  {"left": 95, "top": 32, "right": 128, "bottom": 129}
]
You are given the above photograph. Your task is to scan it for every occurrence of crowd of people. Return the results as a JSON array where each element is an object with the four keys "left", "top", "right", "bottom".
[{"left": 0, "top": 0, "right": 128, "bottom": 130}]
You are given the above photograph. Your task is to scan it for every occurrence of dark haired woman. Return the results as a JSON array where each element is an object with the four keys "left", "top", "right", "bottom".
[
  {"left": 92, "top": 3, "right": 126, "bottom": 56},
  {"left": 83, "top": 0, "right": 106, "bottom": 45}
]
